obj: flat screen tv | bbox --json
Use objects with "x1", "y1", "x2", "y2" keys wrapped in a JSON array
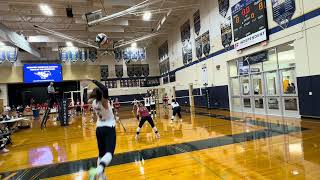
[{"x1": 23, "y1": 64, "x2": 63, "y2": 83}]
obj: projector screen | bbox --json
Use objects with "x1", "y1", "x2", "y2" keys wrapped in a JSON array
[{"x1": 23, "y1": 64, "x2": 63, "y2": 83}]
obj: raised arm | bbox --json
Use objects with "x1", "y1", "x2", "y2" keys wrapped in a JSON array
[{"x1": 91, "y1": 80, "x2": 109, "y2": 99}]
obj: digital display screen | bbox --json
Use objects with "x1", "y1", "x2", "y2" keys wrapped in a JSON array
[
  {"x1": 232, "y1": 0, "x2": 268, "y2": 50},
  {"x1": 23, "y1": 64, "x2": 63, "y2": 83}
]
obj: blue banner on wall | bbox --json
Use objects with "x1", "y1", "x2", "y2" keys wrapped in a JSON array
[
  {"x1": 193, "y1": 10, "x2": 201, "y2": 36},
  {"x1": 195, "y1": 36, "x2": 202, "y2": 59},
  {"x1": 59, "y1": 47, "x2": 95, "y2": 62},
  {"x1": 0, "y1": 45, "x2": 18, "y2": 64},
  {"x1": 220, "y1": 16, "x2": 233, "y2": 48},
  {"x1": 123, "y1": 47, "x2": 146, "y2": 63},
  {"x1": 23, "y1": 64, "x2": 63, "y2": 83},
  {"x1": 158, "y1": 41, "x2": 169, "y2": 62},
  {"x1": 219, "y1": 0, "x2": 229, "y2": 17},
  {"x1": 272, "y1": 0, "x2": 296, "y2": 28},
  {"x1": 202, "y1": 31, "x2": 210, "y2": 56}
]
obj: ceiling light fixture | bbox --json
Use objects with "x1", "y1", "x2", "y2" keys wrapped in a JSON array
[
  {"x1": 131, "y1": 42, "x2": 137, "y2": 48},
  {"x1": 66, "y1": 41, "x2": 73, "y2": 47},
  {"x1": 39, "y1": 4, "x2": 53, "y2": 16},
  {"x1": 143, "y1": 11, "x2": 152, "y2": 21}
]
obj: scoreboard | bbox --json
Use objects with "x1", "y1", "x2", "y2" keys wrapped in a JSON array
[{"x1": 232, "y1": 0, "x2": 268, "y2": 50}]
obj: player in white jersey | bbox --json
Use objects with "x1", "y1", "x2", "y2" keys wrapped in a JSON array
[
  {"x1": 144, "y1": 95, "x2": 151, "y2": 114},
  {"x1": 132, "y1": 99, "x2": 139, "y2": 118},
  {"x1": 171, "y1": 99, "x2": 182, "y2": 123},
  {"x1": 150, "y1": 95, "x2": 156, "y2": 117},
  {"x1": 87, "y1": 79, "x2": 116, "y2": 180}
]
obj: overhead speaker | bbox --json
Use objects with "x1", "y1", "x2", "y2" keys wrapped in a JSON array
[{"x1": 66, "y1": 7, "x2": 73, "y2": 18}]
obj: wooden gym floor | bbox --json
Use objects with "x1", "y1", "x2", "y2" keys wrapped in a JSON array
[{"x1": 0, "y1": 106, "x2": 320, "y2": 179}]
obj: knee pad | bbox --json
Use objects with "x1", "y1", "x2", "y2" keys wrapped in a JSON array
[{"x1": 100, "y1": 152, "x2": 112, "y2": 167}]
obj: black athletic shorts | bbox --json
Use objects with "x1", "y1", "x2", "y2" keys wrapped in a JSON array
[{"x1": 96, "y1": 126, "x2": 116, "y2": 158}]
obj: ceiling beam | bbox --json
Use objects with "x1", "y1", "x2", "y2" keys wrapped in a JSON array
[{"x1": 0, "y1": 23, "x2": 40, "y2": 57}]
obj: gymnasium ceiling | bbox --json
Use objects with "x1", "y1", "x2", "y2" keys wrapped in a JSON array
[{"x1": 0, "y1": 0, "x2": 200, "y2": 50}]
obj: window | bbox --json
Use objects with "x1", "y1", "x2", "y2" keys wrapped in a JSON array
[
  {"x1": 282, "y1": 69, "x2": 296, "y2": 94},
  {"x1": 243, "y1": 98, "x2": 251, "y2": 108},
  {"x1": 232, "y1": 98, "x2": 241, "y2": 110},
  {"x1": 230, "y1": 77, "x2": 240, "y2": 96},
  {"x1": 238, "y1": 59, "x2": 249, "y2": 75},
  {"x1": 241, "y1": 76, "x2": 250, "y2": 96},
  {"x1": 263, "y1": 49, "x2": 277, "y2": 71},
  {"x1": 268, "y1": 98, "x2": 279, "y2": 110},
  {"x1": 278, "y1": 44, "x2": 295, "y2": 69},
  {"x1": 265, "y1": 71, "x2": 278, "y2": 95},
  {"x1": 229, "y1": 60, "x2": 238, "y2": 77},
  {"x1": 255, "y1": 98, "x2": 264, "y2": 109},
  {"x1": 252, "y1": 74, "x2": 263, "y2": 95},
  {"x1": 284, "y1": 98, "x2": 298, "y2": 111}
]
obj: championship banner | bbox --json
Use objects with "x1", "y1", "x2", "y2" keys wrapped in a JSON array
[
  {"x1": 127, "y1": 65, "x2": 135, "y2": 77},
  {"x1": 115, "y1": 65, "x2": 123, "y2": 78},
  {"x1": 166, "y1": 60, "x2": 170, "y2": 73},
  {"x1": 182, "y1": 40, "x2": 192, "y2": 65},
  {"x1": 219, "y1": 0, "x2": 229, "y2": 17},
  {"x1": 79, "y1": 48, "x2": 87, "y2": 62},
  {"x1": 180, "y1": 20, "x2": 191, "y2": 42},
  {"x1": 159, "y1": 62, "x2": 164, "y2": 75},
  {"x1": 0, "y1": 48, "x2": 5, "y2": 64},
  {"x1": 202, "y1": 31, "x2": 210, "y2": 56},
  {"x1": 134, "y1": 64, "x2": 142, "y2": 76},
  {"x1": 180, "y1": 20, "x2": 192, "y2": 65},
  {"x1": 0, "y1": 45, "x2": 18, "y2": 63},
  {"x1": 220, "y1": 16, "x2": 233, "y2": 48},
  {"x1": 160, "y1": 59, "x2": 170, "y2": 75},
  {"x1": 193, "y1": 10, "x2": 201, "y2": 36},
  {"x1": 88, "y1": 48, "x2": 98, "y2": 62},
  {"x1": 59, "y1": 47, "x2": 95, "y2": 62},
  {"x1": 70, "y1": 48, "x2": 80, "y2": 63},
  {"x1": 232, "y1": 0, "x2": 268, "y2": 50},
  {"x1": 163, "y1": 76, "x2": 169, "y2": 84},
  {"x1": 272, "y1": 0, "x2": 296, "y2": 28},
  {"x1": 59, "y1": 47, "x2": 79, "y2": 63},
  {"x1": 195, "y1": 36, "x2": 202, "y2": 59},
  {"x1": 142, "y1": 64, "x2": 149, "y2": 77},
  {"x1": 160, "y1": 61, "x2": 165, "y2": 75},
  {"x1": 100, "y1": 65, "x2": 108, "y2": 81},
  {"x1": 123, "y1": 47, "x2": 146, "y2": 63},
  {"x1": 158, "y1": 41, "x2": 168, "y2": 62},
  {"x1": 169, "y1": 72, "x2": 176, "y2": 82},
  {"x1": 114, "y1": 48, "x2": 122, "y2": 62}
]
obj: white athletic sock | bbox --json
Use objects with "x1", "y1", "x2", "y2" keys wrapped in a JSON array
[
  {"x1": 96, "y1": 164, "x2": 104, "y2": 175},
  {"x1": 136, "y1": 127, "x2": 141, "y2": 133},
  {"x1": 97, "y1": 157, "x2": 101, "y2": 167},
  {"x1": 153, "y1": 127, "x2": 158, "y2": 133},
  {"x1": 96, "y1": 152, "x2": 112, "y2": 174}
]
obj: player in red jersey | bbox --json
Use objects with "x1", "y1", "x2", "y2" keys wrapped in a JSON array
[
  {"x1": 113, "y1": 98, "x2": 120, "y2": 120},
  {"x1": 135, "y1": 102, "x2": 160, "y2": 140},
  {"x1": 162, "y1": 93, "x2": 169, "y2": 109}
]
